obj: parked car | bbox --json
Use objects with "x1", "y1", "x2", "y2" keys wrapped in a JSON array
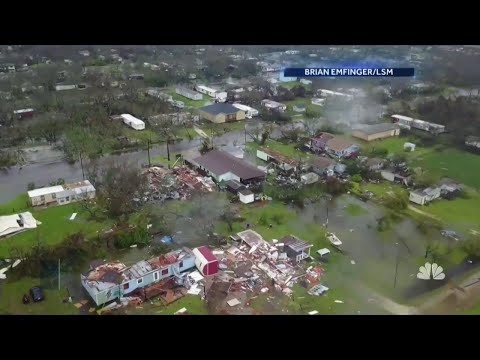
[
  {"x1": 29, "y1": 287, "x2": 45, "y2": 302},
  {"x1": 440, "y1": 230, "x2": 460, "y2": 241}
]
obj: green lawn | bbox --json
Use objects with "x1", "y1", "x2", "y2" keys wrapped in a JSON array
[
  {"x1": 344, "y1": 203, "x2": 368, "y2": 216},
  {"x1": 410, "y1": 148, "x2": 480, "y2": 190},
  {"x1": 0, "y1": 277, "x2": 78, "y2": 315},
  {"x1": 125, "y1": 295, "x2": 209, "y2": 315},
  {"x1": 0, "y1": 193, "x2": 30, "y2": 215},
  {"x1": 413, "y1": 189, "x2": 480, "y2": 232},
  {"x1": 0, "y1": 198, "x2": 112, "y2": 257}
]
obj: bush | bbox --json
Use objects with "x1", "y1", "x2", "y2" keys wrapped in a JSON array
[
  {"x1": 352, "y1": 174, "x2": 362, "y2": 183},
  {"x1": 271, "y1": 213, "x2": 285, "y2": 225},
  {"x1": 258, "y1": 213, "x2": 269, "y2": 226},
  {"x1": 27, "y1": 182, "x2": 36, "y2": 191}
]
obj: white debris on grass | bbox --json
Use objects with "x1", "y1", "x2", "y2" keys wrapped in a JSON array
[
  {"x1": 351, "y1": 260, "x2": 356, "y2": 265},
  {"x1": 174, "y1": 307, "x2": 187, "y2": 315},
  {"x1": 188, "y1": 270, "x2": 204, "y2": 283},
  {"x1": 130, "y1": 244, "x2": 138, "y2": 248},
  {"x1": 12, "y1": 259, "x2": 21, "y2": 268},
  {"x1": 227, "y1": 298, "x2": 241, "y2": 307},
  {"x1": 261, "y1": 287, "x2": 269, "y2": 293},
  {"x1": 69, "y1": 213, "x2": 77, "y2": 220},
  {"x1": 308, "y1": 310, "x2": 319, "y2": 315},
  {"x1": 334, "y1": 300, "x2": 344, "y2": 304},
  {"x1": 187, "y1": 285, "x2": 202, "y2": 295}
]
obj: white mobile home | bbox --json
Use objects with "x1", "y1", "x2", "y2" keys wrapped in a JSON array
[
  {"x1": 215, "y1": 91, "x2": 228, "y2": 103},
  {"x1": 196, "y1": 85, "x2": 218, "y2": 98},
  {"x1": 120, "y1": 114, "x2": 145, "y2": 130},
  {"x1": 232, "y1": 103, "x2": 259, "y2": 118},
  {"x1": 175, "y1": 86, "x2": 203, "y2": 100},
  {"x1": 28, "y1": 180, "x2": 96, "y2": 207}
]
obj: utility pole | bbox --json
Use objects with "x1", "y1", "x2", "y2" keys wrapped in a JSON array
[
  {"x1": 58, "y1": 259, "x2": 61, "y2": 290},
  {"x1": 244, "y1": 122, "x2": 247, "y2": 144},
  {"x1": 79, "y1": 151, "x2": 85, "y2": 180},
  {"x1": 147, "y1": 136, "x2": 151, "y2": 168},
  {"x1": 393, "y1": 245, "x2": 400, "y2": 288}
]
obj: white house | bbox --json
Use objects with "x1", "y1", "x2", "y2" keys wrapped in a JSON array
[
  {"x1": 318, "y1": 89, "x2": 353, "y2": 99},
  {"x1": 391, "y1": 115, "x2": 445, "y2": 134},
  {"x1": 120, "y1": 114, "x2": 145, "y2": 130},
  {"x1": 311, "y1": 98, "x2": 326, "y2": 106},
  {"x1": 232, "y1": 103, "x2": 259, "y2": 118},
  {"x1": 175, "y1": 86, "x2": 203, "y2": 100},
  {"x1": 28, "y1": 180, "x2": 96, "y2": 207},
  {"x1": 196, "y1": 85, "x2": 219, "y2": 98},
  {"x1": 409, "y1": 187, "x2": 441, "y2": 206},
  {"x1": 404, "y1": 142, "x2": 416, "y2": 152},
  {"x1": 238, "y1": 189, "x2": 255, "y2": 204},
  {"x1": 215, "y1": 91, "x2": 228, "y2": 103},
  {"x1": 0, "y1": 212, "x2": 38, "y2": 238},
  {"x1": 261, "y1": 99, "x2": 287, "y2": 112}
]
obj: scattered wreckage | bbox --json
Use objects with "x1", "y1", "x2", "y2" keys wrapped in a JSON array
[{"x1": 142, "y1": 166, "x2": 215, "y2": 203}]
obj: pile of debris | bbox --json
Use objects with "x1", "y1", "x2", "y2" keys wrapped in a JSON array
[
  {"x1": 143, "y1": 166, "x2": 215, "y2": 202},
  {"x1": 204, "y1": 230, "x2": 323, "y2": 314}
]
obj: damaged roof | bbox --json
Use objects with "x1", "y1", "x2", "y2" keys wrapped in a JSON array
[
  {"x1": 237, "y1": 229, "x2": 267, "y2": 248},
  {"x1": 260, "y1": 147, "x2": 298, "y2": 166},
  {"x1": 193, "y1": 150, "x2": 266, "y2": 180},
  {"x1": 282, "y1": 235, "x2": 313, "y2": 252}
]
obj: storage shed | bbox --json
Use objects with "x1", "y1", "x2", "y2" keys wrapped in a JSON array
[{"x1": 193, "y1": 246, "x2": 219, "y2": 276}]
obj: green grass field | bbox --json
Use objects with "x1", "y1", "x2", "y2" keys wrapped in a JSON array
[
  {"x1": 410, "y1": 148, "x2": 480, "y2": 189},
  {"x1": 0, "y1": 278, "x2": 78, "y2": 315},
  {"x1": 412, "y1": 189, "x2": 480, "y2": 232},
  {"x1": 0, "y1": 197, "x2": 112, "y2": 258},
  {"x1": 344, "y1": 203, "x2": 368, "y2": 216}
]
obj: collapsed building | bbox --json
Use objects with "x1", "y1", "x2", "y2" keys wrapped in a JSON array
[{"x1": 143, "y1": 166, "x2": 215, "y2": 202}]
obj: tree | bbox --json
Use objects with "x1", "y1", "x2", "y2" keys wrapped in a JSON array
[
  {"x1": 383, "y1": 190, "x2": 409, "y2": 211},
  {"x1": 461, "y1": 236, "x2": 480, "y2": 258},
  {"x1": 412, "y1": 171, "x2": 437, "y2": 188},
  {"x1": 97, "y1": 160, "x2": 148, "y2": 218},
  {"x1": 291, "y1": 85, "x2": 306, "y2": 98},
  {"x1": 221, "y1": 207, "x2": 237, "y2": 232}
]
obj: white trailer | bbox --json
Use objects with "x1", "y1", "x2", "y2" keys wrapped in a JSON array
[
  {"x1": 120, "y1": 114, "x2": 145, "y2": 130},
  {"x1": 232, "y1": 103, "x2": 259, "y2": 118},
  {"x1": 196, "y1": 85, "x2": 218, "y2": 98}
]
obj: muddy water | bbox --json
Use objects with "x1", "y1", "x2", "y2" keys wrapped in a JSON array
[{"x1": 294, "y1": 195, "x2": 437, "y2": 297}]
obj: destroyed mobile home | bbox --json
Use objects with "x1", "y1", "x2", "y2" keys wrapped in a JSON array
[
  {"x1": 142, "y1": 166, "x2": 215, "y2": 202},
  {"x1": 81, "y1": 247, "x2": 198, "y2": 306},
  {"x1": 81, "y1": 230, "x2": 328, "y2": 314},
  {"x1": 204, "y1": 230, "x2": 327, "y2": 314}
]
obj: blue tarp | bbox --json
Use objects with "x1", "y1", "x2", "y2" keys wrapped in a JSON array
[{"x1": 161, "y1": 236, "x2": 174, "y2": 244}]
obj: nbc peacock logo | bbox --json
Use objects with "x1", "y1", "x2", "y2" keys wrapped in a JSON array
[{"x1": 417, "y1": 262, "x2": 445, "y2": 281}]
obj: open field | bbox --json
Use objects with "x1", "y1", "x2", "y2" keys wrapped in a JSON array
[
  {"x1": 0, "y1": 277, "x2": 78, "y2": 315},
  {"x1": 410, "y1": 148, "x2": 480, "y2": 189},
  {"x1": 0, "y1": 197, "x2": 112, "y2": 257}
]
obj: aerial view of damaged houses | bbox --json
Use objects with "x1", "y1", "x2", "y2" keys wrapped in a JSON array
[{"x1": 1, "y1": 45, "x2": 480, "y2": 315}]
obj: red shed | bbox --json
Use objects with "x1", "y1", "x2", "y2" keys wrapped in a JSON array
[{"x1": 193, "y1": 246, "x2": 219, "y2": 276}]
